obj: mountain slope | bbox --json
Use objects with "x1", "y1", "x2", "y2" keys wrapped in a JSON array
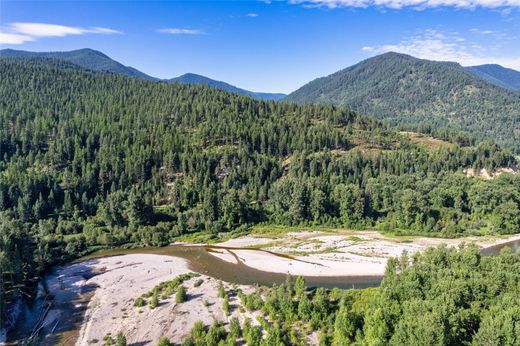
[
  {"x1": 0, "y1": 48, "x2": 156, "y2": 80},
  {"x1": 286, "y1": 52, "x2": 520, "y2": 152},
  {"x1": 466, "y1": 64, "x2": 520, "y2": 91},
  {"x1": 170, "y1": 73, "x2": 286, "y2": 100}
]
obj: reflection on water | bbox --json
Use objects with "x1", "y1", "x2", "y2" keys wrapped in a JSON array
[
  {"x1": 82, "y1": 245, "x2": 382, "y2": 289},
  {"x1": 481, "y1": 237, "x2": 520, "y2": 256}
]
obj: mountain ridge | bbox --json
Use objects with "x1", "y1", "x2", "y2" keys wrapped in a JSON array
[
  {"x1": 0, "y1": 48, "x2": 286, "y2": 101},
  {"x1": 0, "y1": 48, "x2": 157, "y2": 80}
]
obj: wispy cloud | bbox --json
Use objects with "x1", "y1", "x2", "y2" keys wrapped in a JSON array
[
  {"x1": 246, "y1": 13, "x2": 259, "y2": 17},
  {"x1": 469, "y1": 27, "x2": 513, "y2": 40},
  {"x1": 290, "y1": 0, "x2": 520, "y2": 10},
  {"x1": 0, "y1": 22, "x2": 121, "y2": 45},
  {"x1": 470, "y1": 28, "x2": 498, "y2": 35},
  {"x1": 362, "y1": 29, "x2": 520, "y2": 70},
  {"x1": 158, "y1": 28, "x2": 204, "y2": 35}
]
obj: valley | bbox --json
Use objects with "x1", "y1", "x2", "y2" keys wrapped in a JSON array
[{"x1": 1, "y1": 44, "x2": 519, "y2": 345}]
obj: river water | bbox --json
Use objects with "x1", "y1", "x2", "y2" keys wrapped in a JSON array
[
  {"x1": 481, "y1": 237, "x2": 520, "y2": 256},
  {"x1": 80, "y1": 236, "x2": 520, "y2": 289}
]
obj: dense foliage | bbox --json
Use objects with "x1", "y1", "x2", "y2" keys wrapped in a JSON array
[
  {"x1": 286, "y1": 52, "x2": 520, "y2": 152},
  {"x1": 184, "y1": 246, "x2": 519, "y2": 345},
  {"x1": 0, "y1": 57, "x2": 519, "y2": 323}
]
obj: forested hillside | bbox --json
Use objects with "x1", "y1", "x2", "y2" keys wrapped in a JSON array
[
  {"x1": 171, "y1": 73, "x2": 286, "y2": 100},
  {"x1": 0, "y1": 57, "x2": 519, "y2": 323},
  {"x1": 286, "y1": 52, "x2": 520, "y2": 152},
  {"x1": 467, "y1": 64, "x2": 520, "y2": 91}
]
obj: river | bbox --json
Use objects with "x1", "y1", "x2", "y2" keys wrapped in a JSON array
[
  {"x1": 81, "y1": 244, "x2": 383, "y2": 289},
  {"x1": 5, "y1": 237, "x2": 520, "y2": 345}
]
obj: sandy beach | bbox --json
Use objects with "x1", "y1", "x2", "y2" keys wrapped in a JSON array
[{"x1": 207, "y1": 230, "x2": 520, "y2": 277}]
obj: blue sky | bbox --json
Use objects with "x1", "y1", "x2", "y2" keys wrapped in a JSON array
[{"x1": 1, "y1": 1, "x2": 519, "y2": 93}]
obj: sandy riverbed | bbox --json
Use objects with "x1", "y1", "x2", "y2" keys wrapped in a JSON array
[
  {"x1": 36, "y1": 254, "x2": 258, "y2": 346},
  {"x1": 207, "y1": 231, "x2": 520, "y2": 277}
]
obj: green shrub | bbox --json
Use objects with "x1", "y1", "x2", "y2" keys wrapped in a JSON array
[
  {"x1": 205, "y1": 322, "x2": 227, "y2": 346},
  {"x1": 246, "y1": 326, "x2": 262, "y2": 346},
  {"x1": 150, "y1": 289, "x2": 159, "y2": 309},
  {"x1": 229, "y1": 317, "x2": 241, "y2": 338},
  {"x1": 115, "y1": 331, "x2": 127, "y2": 346},
  {"x1": 223, "y1": 296, "x2": 230, "y2": 316},
  {"x1": 218, "y1": 281, "x2": 226, "y2": 299},
  {"x1": 134, "y1": 296, "x2": 145, "y2": 307},
  {"x1": 176, "y1": 285, "x2": 187, "y2": 303},
  {"x1": 157, "y1": 336, "x2": 171, "y2": 346}
]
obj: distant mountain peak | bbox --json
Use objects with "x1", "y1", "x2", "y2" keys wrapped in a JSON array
[
  {"x1": 0, "y1": 48, "x2": 156, "y2": 80},
  {"x1": 466, "y1": 64, "x2": 520, "y2": 91},
  {"x1": 70, "y1": 48, "x2": 111, "y2": 57},
  {"x1": 170, "y1": 73, "x2": 286, "y2": 101},
  {"x1": 374, "y1": 51, "x2": 414, "y2": 58}
]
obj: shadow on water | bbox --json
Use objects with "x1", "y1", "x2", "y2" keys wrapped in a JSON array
[{"x1": 6, "y1": 260, "x2": 102, "y2": 346}]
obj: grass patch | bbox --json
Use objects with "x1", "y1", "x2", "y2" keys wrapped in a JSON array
[
  {"x1": 135, "y1": 272, "x2": 198, "y2": 308},
  {"x1": 249, "y1": 224, "x2": 347, "y2": 238},
  {"x1": 288, "y1": 246, "x2": 344, "y2": 257},
  {"x1": 349, "y1": 251, "x2": 382, "y2": 258}
]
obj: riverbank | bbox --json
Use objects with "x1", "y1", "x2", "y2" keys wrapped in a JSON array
[
  {"x1": 6, "y1": 230, "x2": 520, "y2": 345},
  {"x1": 206, "y1": 230, "x2": 520, "y2": 277}
]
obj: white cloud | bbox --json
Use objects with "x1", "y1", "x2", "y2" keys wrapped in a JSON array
[
  {"x1": 290, "y1": 0, "x2": 520, "y2": 9},
  {"x1": 0, "y1": 32, "x2": 34, "y2": 45},
  {"x1": 158, "y1": 28, "x2": 204, "y2": 35},
  {"x1": 362, "y1": 29, "x2": 520, "y2": 70},
  {"x1": 246, "y1": 13, "x2": 260, "y2": 17},
  {"x1": 0, "y1": 22, "x2": 121, "y2": 45},
  {"x1": 469, "y1": 28, "x2": 513, "y2": 40}
]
